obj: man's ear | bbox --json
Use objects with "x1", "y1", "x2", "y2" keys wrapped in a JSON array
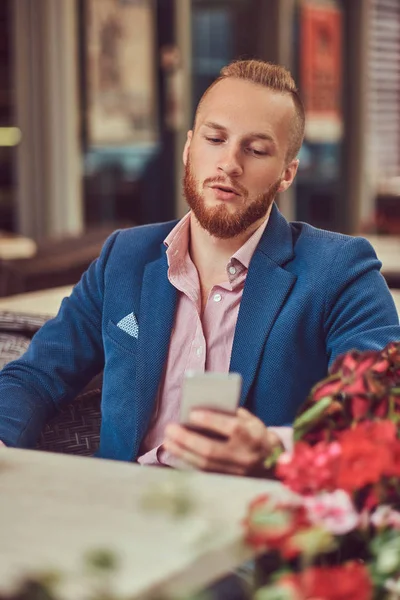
[
  {"x1": 278, "y1": 159, "x2": 299, "y2": 193},
  {"x1": 183, "y1": 130, "x2": 193, "y2": 166}
]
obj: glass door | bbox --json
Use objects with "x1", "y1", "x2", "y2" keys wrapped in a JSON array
[
  {"x1": 78, "y1": 0, "x2": 177, "y2": 229},
  {"x1": 191, "y1": 0, "x2": 266, "y2": 114},
  {"x1": 0, "y1": 0, "x2": 17, "y2": 232}
]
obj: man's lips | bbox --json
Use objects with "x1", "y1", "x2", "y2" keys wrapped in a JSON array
[
  {"x1": 209, "y1": 184, "x2": 241, "y2": 196},
  {"x1": 209, "y1": 187, "x2": 241, "y2": 202}
]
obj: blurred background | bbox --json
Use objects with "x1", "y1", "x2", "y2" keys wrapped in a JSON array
[{"x1": 0, "y1": 0, "x2": 399, "y2": 296}]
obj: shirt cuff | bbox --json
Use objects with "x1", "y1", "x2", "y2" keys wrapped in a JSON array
[
  {"x1": 136, "y1": 445, "x2": 163, "y2": 466},
  {"x1": 268, "y1": 426, "x2": 293, "y2": 454},
  {"x1": 137, "y1": 444, "x2": 178, "y2": 467}
]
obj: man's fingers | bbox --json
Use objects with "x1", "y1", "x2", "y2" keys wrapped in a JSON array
[
  {"x1": 237, "y1": 407, "x2": 252, "y2": 420},
  {"x1": 189, "y1": 410, "x2": 239, "y2": 438},
  {"x1": 165, "y1": 423, "x2": 228, "y2": 461},
  {"x1": 165, "y1": 422, "x2": 250, "y2": 467},
  {"x1": 163, "y1": 439, "x2": 207, "y2": 469},
  {"x1": 163, "y1": 438, "x2": 246, "y2": 475},
  {"x1": 164, "y1": 411, "x2": 276, "y2": 475},
  {"x1": 165, "y1": 422, "x2": 259, "y2": 471},
  {"x1": 188, "y1": 408, "x2": 263, "y2": 451}
]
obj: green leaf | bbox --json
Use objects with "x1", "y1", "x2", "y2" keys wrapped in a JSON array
[
  {"x1": 251, "y1": 510, "x2": 291, "y2": 530},
  {"x1": 84, "y1": 549, "x2": 118, "y2": 572},
  {"x1": 264, "y1": 445, "x2": 284, "y2": 469},
  {"x1": 293, "y1": 396, "x2": 332, "y2": 431},
  {"x1": 290, "y1": 527, "x2": 337, "y2": 559},
  {"x1": 254, "y1": 583, "x2": 296, "y2": 600}
]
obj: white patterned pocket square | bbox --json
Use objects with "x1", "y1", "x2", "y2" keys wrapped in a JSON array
[{"x1": 117, "y1": 312, "x2": 139, "y2": 338}]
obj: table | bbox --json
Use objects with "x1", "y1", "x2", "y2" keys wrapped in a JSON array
[
  {"x1": 0, "y1": 448, "x2": 287, "y2": 598},
  {"x1": 363, "y1": 234, "x2": 400, "y2": 287},
  {"x1": 391, "y1": 289, "x2": 400, "y2": 316},
  {"x1": 0, "y1": 232, "x2": 36, "y2": 260},
  {"x1": 363, "y1": 234, "x2": 400, "y2": 276},
  {"x1": 0, "y1": 285, "x2": 73, "y2": 316}
]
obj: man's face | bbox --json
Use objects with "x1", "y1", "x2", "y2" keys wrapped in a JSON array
[{"x1": 183, "y1": 77, "x2": 299, "y2": 238}]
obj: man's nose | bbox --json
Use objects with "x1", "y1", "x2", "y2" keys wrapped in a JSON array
[{"x1": 217, "y1": 146, "x2": 243, "y2": 177}]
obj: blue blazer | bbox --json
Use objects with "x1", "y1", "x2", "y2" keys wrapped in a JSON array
[{"x1": 0, "y1": 205, "x2": 399, "y2": 460}]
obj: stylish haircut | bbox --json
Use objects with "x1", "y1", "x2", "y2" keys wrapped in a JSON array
[{"x1": 195, "y1": 59, "x2": 305, "y2": 163}]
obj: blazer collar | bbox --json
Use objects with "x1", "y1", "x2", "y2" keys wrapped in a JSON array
[
  {"x1": 131, "y1": 249, "x2": 177, "y2": 456},
  {"x1": 230, "y1": 204, "x2": 297, "y2": 405},
  {"x1": 256, "y1": 202, "x2": 295, "y2": 267}
]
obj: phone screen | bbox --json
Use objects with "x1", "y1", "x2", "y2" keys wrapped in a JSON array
[{"x1": 180, "y1": 372, "x2": 242, "y2": 440}]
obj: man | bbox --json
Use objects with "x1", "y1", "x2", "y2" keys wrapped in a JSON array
[{"x1": 0, "y1": 60, "x2": 399, "y2": 475}]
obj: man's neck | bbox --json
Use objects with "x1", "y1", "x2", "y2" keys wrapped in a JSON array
[{"x1": 188, "y1": 212, "x2": 267, "y2": 280}]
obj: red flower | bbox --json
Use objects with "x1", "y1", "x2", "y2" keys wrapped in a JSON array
[
  {"x1": 372, "y1": 396, "x2": 389, "y2": 418},
  {"x1": 329, "y1": 422, "x2": 400, "y2": 506},
  {"x1": 244, "y1": 494, "x2": 310, "y2": 555},
  {"x1": 294, "y1": 342, "x2": 400, "y2": 445},
  {"x1": 350, "y1": 396, "x2": 370, "y2": 420},
  {"x1": 276, "y1": 442, "x2": 341, "y2": 495},
  {"x1": 280, "y1": 562, "x2": 372, "y2": 600},
  {"x1": 313, "y1": 376, "x2": 344, "y2": 401},
  {"x1": 384, "y1": 439, "x2": 400, "y2": 478},
  {"x1": 337, "y1": 437, "x2": 391, "y2": 493},
  {"x1": 338, "y1": 420, "x2": 397, "y2": 444},
  {"x1": 330, "y1": 351, "x2": 389, "y2": 380}
]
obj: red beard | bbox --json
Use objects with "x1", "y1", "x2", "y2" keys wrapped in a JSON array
[{"x1": 183, "y1": 158, "x2": 281, "y2": 239}]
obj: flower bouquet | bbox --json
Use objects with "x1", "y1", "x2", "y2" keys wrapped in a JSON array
[{"x1": 244, "y1": 341, "x2": 400, "y2": 599}]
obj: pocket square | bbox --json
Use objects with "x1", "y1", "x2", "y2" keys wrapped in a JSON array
[{"x1": 117, "y1": 312, "x2": 139, "y2": 338}]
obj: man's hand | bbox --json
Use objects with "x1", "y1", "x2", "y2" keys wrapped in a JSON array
[{"x1": 163, "y1": 407, "x2": 282, "y2": 476}]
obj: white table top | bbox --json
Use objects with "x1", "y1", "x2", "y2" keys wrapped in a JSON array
[
  {"x1": 363, "y1": 234, "x2": 400, "y2": 275},
  {"x1": 0, "y1": 233, "x2": 36, "y2": 260},
  {"x1": 391, "y1": 289, "x2": 400, "y2": 315},
  {"x1": 0, "y1": 448, "x2": 287, "y2": 598},
  {"x1": 0, "y1": 285, "x2": 73, "y2": 317}
]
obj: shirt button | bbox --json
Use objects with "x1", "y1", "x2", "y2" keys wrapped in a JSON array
[
  {"x1": 196, "y1": 347, "x2": 203, "y2": 356},
  {"x1": 228, "y1": 266, "x2": 236, "y2": 275},
  {"x1": 213, "y1": 293, "x2": 222, "y2": 302}
]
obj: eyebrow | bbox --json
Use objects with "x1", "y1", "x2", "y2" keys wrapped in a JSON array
[{"x1": 202, "y1": 121, "x2": 277, "y2": 146}]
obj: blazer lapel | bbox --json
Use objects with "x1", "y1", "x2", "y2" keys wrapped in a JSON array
[
  {"x1": 132, "y1": 249, "x2": 177, "y2": 453},
  {"x1": 230, "y1": 205, "x2": 297, "y2": 405}
]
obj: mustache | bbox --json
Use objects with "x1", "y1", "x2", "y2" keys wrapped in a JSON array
[{"x1": 203, "y1": 176, "x2": 248, "y2": 198}]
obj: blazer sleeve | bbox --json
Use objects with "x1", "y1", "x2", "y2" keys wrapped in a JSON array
[
  {"x1": 323, "y1": 236, "x2": 400, "y2": 366},
  {"x1": 0, "y1": 231, "x2": 119, "y2": 448}
]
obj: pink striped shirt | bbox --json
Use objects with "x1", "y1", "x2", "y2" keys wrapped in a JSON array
[{"x1": 137, "y1": 212, "x2": 292, "y2": 466}]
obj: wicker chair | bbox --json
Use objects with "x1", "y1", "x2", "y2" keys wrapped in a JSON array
[
  {"x1": 0, "y1": 311, "x2": 102, "y2": 456},
  {"x1": 36, "y1": 389, "x2": 101, "y2": 456}
]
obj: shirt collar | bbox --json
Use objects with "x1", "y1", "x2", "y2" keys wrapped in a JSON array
[
  {"x1": 164, "y1": 209, "x2": 270, "y2": 270},
  {"x1": 231, "y1": 217, "x2": 269, "y2": 269},
  {"x1": 164, "y1": 211, "x2": 191, "y2": 267}
]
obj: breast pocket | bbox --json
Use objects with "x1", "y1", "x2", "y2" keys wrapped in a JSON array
[{"x1": 105, "y1": 319, "x2": 138, "y2": 355}]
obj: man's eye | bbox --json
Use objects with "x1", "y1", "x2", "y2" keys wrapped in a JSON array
[
  {"x1": 248, "y1": 148, "x2": 267, "y2": 156},
  {"x1": 206, "y1": 137, "x2": 224, "y2": 144}
]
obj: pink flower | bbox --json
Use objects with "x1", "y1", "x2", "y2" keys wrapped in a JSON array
[
  {"x1": 371, "y1": 505, "x2": 400, "y2": 530},
  {"x1": 304, "y1": 490, "x2": 359, "y2": 535}
]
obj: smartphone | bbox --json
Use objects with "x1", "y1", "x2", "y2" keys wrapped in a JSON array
[{"x1": 180, "y1": 371, "x2": 242, "y2": 440}]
